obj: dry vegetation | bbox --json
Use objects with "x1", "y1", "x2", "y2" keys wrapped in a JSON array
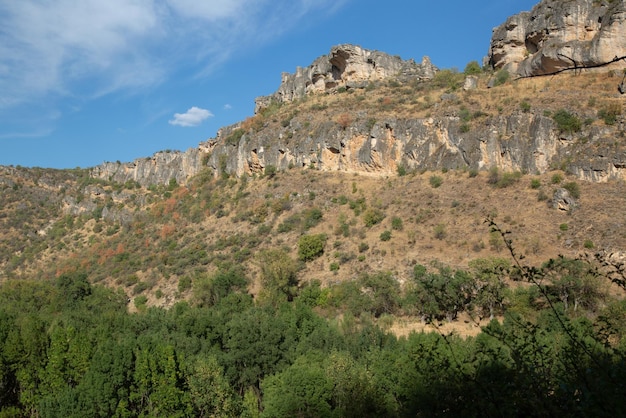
[{"x1": 1, "y1": 69, "x2": 625, "y2": 330}]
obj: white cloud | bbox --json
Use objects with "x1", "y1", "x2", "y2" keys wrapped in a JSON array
[
  {"x1": 169, "y1": 107, "x2": 213, "y2": 127},
  {"x1": 0, "y1": 0, "x2": 349, "y2": 114},
  {"x1": 223, "y1": 104, "x2": 233, "y2": 110}
]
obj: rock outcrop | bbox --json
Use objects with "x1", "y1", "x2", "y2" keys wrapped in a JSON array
[
  {"x1": 90, "y1": 142, "x2": 216, "y2": 187},
  {"x1": 205, "y1": 112, "x2": 626, "y2": 183},
  {"x1": 489, "y1": 0, "x2": 626, "y2": 76},
  {"x1": 255, "y1": 44, "x2": 438, "y2": 113}
]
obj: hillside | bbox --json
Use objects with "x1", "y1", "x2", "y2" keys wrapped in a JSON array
[{"x1": 2, "y1": 0, "x2": 626, "y2": 415}]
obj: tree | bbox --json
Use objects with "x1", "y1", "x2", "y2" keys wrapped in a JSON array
[
  {"x1": 258, "y1": 249, "x2": 299, "y2": 302},
  {"x1": 187, "y1": 355, "x2": 239, "y2": 417},
  {"x1": 469, "y1": 258, "x2": 510, "y2": 320},
  {"x1": 358, "y1": 271, "x2": 401, "y2": 317},
  {"x1": 543, "y1": 256, "x2": 605, "y2": 311},
  {"x1": 412, "y1": 265, "x2": 475, "y2": 321},
  {"x1": 261, "y1": 356, "x2": 333, "y2": 417},
  {"x1": 298, "y1": 234, "x2": 327, "y2": 262}
]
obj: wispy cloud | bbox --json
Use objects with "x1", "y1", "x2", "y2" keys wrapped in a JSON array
[
  {"x1": 0, "y1": 0, "x2": 348, "y2": 114},
  {"x1": 169, "y1": 107, "x2": 213, "y2": 127}
]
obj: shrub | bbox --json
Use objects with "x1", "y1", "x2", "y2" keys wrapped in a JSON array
[
  {"x1": 380, "y1": 230, "x2": 392, "y2": 241},
  {"x1": 551, "y1": 173, "x2": 563, "y2": 184},
  {"x1": 298, "y1": 234, "x2": 327, "y2": 261},
  {"x1": 397, "y1": 164, "x2": 407, "y2": 176},
  {"x1": 363, "y1": 208, "x2": 385, "y2": 227},
  {"x1": 530, "y1": 178, "x2": 541, "y2": 189},
  {"x1": 330, "y1": 262, "x2": 340, "y2": 272},
  {"x1": 520, "y1": 101, "x2": 531, "y2": 113},
  {"x1": 358, "y1": 242, "x2": 369, "y2": 253},
  {"x1": 302, "y1": 207, "x2": 323, "y2": 230},
  {"x1": 563, "y1": 181, "x2": 580, "y2": 199},
  {"x1": 178, "y1": 276, "x2": 192, "y2": 293},
  {"x1": 134, "y1": 295, "x2": 148, "y2": 310},
  {"x1": 225, "y1": 128, "x2": 245, "y2": 146},
  {"x1": 434, "y1": 224, "x2": 446, "y2": 240},
  {"x1": 584, "y1": 240, "x2": 594, "y2": 249},
  {"x1": 264, "y1": 165, "x2": 277, "y2": 179},
  {"x1": 552, "y1": 109, "x2": 582, "y2": 134},
  {"x1": 432, "y1": 68, "x2": 464, "y2": 91},
  {"x1": 495, "y1": 171, "x2": 522, "y2": 188},
  {"x1": 391, "y1": 217, "x2": 403, "y2": 231},
  {"x1": 468, "y1": 168, "x2": 479, "y2": 178},
  {"x1": 337, "y1": 113, "x2": 353, "y2": 129},
  {"x1": 429, "y1": 175, "x2": 443, "y2": 188},
  {"x1": 487, "y1": 167, "x2": 500, "y2": 185},
  {"x1": 493, "y1": 69, "x2": 510, "y2": 86},
  {"x1": 598, "y1": 103, "x2": 621, "y2": 125},
  {"x1": 559, "y1": 223, "x2": 569, "y2": 231},
  {"x1": 463, "y1": 60, "x2": 482, "y2": 75}
]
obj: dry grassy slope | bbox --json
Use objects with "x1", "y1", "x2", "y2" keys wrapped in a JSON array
[
  {"x1": 255, "y1": 70, "x2": 623, "y2": 137},
  {"x1": 30, "y1": 167, "x2": 624, "y2": 308},
  {"x1": 1, "y1": 71, "x2": 625, "y2": 323}
]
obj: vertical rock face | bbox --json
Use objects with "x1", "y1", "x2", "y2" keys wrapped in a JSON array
[
  {"x1": 90, "y1": 142, "x2": 216, "y2": 187},
  {"x1": 203, "y1": 111, "x2": 626, "y2": 183},
  {"x1": 254, "y1": 44, "x2": 438, "y2": 112},
  {"x1": 489, "y1": 0, "x2": 626, "y2": 76}
]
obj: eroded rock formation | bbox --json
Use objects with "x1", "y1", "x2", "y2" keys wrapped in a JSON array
[
  {"x1": 489, "y1": 0, "x2": 626, "y2": 76},
  {"x1": 254, "y1": 44, "x2": 438, "y2": 113},
  {"x1": 204, "y1": 113, "x2": 626, "y2": 183}
]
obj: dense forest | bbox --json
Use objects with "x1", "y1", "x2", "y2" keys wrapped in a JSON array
[{"x1": 1, "y1": 231, "x2": 625, "y2": 417}]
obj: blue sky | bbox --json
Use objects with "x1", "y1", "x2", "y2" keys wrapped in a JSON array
[{"x1": 0, "y1": 0, "x2": 539, "y2": 169}]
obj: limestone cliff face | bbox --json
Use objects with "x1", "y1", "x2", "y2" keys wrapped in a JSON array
[
  {"x1": 84, "y1": 40, "x2": 625, "y2": 189},
  {"x1": 205, "y1": 112, "x2": 626, "y2": 183},
  {"x1": 255, "y1": 44, "x2": 438, "y2": 113},
  {"x1": 489, "y1": 0, "x2": 626, "y2": 76},
  {"x1": 90, "y1": 142, "x2": 216, "y2": 187}
]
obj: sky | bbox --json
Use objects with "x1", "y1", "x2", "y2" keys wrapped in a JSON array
[{"x1": 0, "y1": 0, "x2": 539, "y2": 169}]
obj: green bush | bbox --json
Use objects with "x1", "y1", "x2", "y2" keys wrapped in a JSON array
[
  {"x1": 380, "y1": 230, "x2": 392, "y2": 241},
  {"x1": 432, "y1": 68, "x2": 464, "y2": 91},
  {"x1": 463, "y1": 61, "x2": 482, "y2": 75},
  {"x1": 429, "y1": 175, "x2": 443, "y2": 188},
  {"x1": 363, "y1": 208, "x2": 385, "y2": 227},
  {"x1": 178, "y1": 276, "x2": 192, "y2": 292},
  {"x1": 530, "y1": 178, "x2": 541, "y2": 189},
  {"x1": 298, "y1": 234, "x2": 327, "y2": 261},
  {"x1": 133, "y1": 295, "x2": 148, "y2": 309},
  {"x1": 552, "y1": 109, "x2": 582, "y2": 134},
  {"x1": 551, "y1": 173, "x2": 563, "y2": 184},
  {"x1": 391, "y1": 217, "x2": 403, "y2": 231}
]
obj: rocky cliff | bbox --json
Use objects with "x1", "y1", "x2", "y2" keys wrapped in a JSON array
[
  {"x1": 90, "y1": 142, "x2": 216, "y2": 187},
  {"x1": 204, "y1": 111, "x2": 625, "y2": 183},
  {"x1": 489, "y1": 0, "x2": 626, "y2": 76},
  {"x1": 254, "y1": 44, "x2": 438, "y2": 113},
  {"x1": 85, "y1": 0, "x2": 626, "y2": 189}
]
